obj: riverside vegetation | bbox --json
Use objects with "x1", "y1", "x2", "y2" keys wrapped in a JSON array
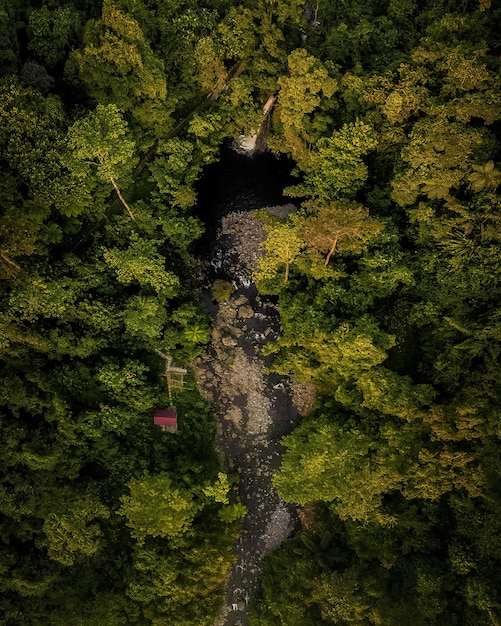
[{"x1": 0, "y1": 0, "x2": 500, "y2": 624}]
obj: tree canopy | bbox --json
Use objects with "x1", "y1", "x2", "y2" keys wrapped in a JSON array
[{"x1": 1, "y1": 0, "x2": 501, "y2": 624}]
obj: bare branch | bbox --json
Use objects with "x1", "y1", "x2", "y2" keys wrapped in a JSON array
[
  {"x1": 1, "y1": 252, "x2": 21, "y2": 272},
  {"x1": 110, "y1": 176, "x2": 135, "y2": 220}
]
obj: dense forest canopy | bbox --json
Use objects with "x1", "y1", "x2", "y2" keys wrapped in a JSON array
[{"x1": 0, "y1": 0, "x2": 500, "y2": 624}]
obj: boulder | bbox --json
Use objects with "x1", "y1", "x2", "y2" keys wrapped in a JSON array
[
  {"x1": 233, "y1": 294, "x2": 248, "y2": 306},
  {"x1": 238, "y1": 305, "x2": 254, "y2": 319}
]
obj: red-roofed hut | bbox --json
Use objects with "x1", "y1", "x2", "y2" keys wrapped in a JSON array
[{"x1": 154, "y1": 408, "x2": 178, "y2": 433}]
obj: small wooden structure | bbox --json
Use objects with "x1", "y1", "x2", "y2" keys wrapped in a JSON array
[
  {"x1": 154, "y1": 408, "x2": 178, "y2": 433},
  {"x1": 153, "y1": 350, "x2": 187, "y2": 433},
  {"x1": 155, "y1": 350, "x2": 187, "y2": 403}
]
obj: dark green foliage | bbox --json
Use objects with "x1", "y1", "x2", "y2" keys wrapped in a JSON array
[
  {"x1": 0, "y1": 3, "x2": 241, "y2": 621},
  {"x1": 1, "y1": 0, "x2": 501, "y2": 623},
  {"x1": 28, "y1": 5, "x2": 82, "y2": 68},
  {"x1": 251, "y1": 1, "x2": 501, "y2": 624}
]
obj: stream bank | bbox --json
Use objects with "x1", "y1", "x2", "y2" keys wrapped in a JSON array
[{"x1": 193, "y1": 208, "x2": 315, "y2": 626}]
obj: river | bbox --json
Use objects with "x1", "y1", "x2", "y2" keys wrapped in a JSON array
[{"x1": 192, "y1": 143, "x2": 310, "y2": 625}]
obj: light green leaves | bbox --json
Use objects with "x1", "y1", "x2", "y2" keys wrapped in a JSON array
[
  {"x1": 184, "y1": 325, "x2": 210, "y2": 344},
  {"x1": 255, "y1": 222, "x2": 303, "y2": 284},
  {"x1": 42, "y1": 491, "x2": 109, "y2": 566},
  {"x1": 202, "y1": 472, "x2": 231, "y2": 504},
  {"x1": 468, "y1": 161, "x2": 501, "y2": 192},
  {"x1": 66, "y1": 104, "x2": 137, "y2": 183},
  {"x1": 124, "y1": 296, "x2": 167, "y2": 342},
  {"x1": 288, "y1": 120, "x2": 378, "y2": 201},
  {"x1": 278, "y1": 49, "x2": 338, "y2": 132},
  {"x1": 103, "y1": 236, "x2": 179, "y2": 297},
  {"x1": 255, "y1": 202, "x2": 383, "y2": 289},
  {"x1": 119, "y1": 473, "x2": 199, "y2": 546},
  {"x1": 274, "y1": 419, "x2": 401, "y2": 522},
  {"x1": 69, "y1": 0, "x2": 170, "y2": 133},
  {"x1": 273, "y1": 49, "x2": 338, "y2": 167},
  {"x1": 392, "y1": 116, "x2": 485, "y2": 207},
  {"x1": 148, "y1": 139, "x2": 201, "y2": 209}
]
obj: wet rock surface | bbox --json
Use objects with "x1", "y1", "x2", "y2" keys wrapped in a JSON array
[{"x1": 193, "y1": 209, "x2": 306, "y2": 626}]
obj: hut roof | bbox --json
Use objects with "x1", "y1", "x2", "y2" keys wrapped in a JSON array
[{"x1": 154, "y1": 408, "x2": 177, "y2": 432}]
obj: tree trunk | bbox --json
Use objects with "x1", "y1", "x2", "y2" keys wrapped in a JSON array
[
  {"x1": 325, "y1": 236, "x2": 338, "y2": 265},
  {"x1": 284, "y1": 258, "x2": 289, "y2": 283},
  {"x1": 110, "y1": 177, "x2": 135, "y2": 220}
]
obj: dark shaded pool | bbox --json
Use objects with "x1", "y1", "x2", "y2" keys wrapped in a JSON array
[{"x1": 194, "y1": 139, "x2": 298, "y2": 234}]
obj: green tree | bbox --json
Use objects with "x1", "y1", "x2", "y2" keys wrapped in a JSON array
[
  {"x1": 0, "y1": 1, "x2": 19, "y2": 77},
  {"x1": 274, "y1": 417, "x2": 401, "y2": 523},
  {"x1": 66, "y1": 103, "x2": 137, "y2": 219},
  {"x1": 311, "y1": 567, "x2": 373, "y2": 624},
  {"x1": 392, "y1": 114, "x2": 486, "y2": 208},
  {"x1": 102, "y1": 235, "x2": 179, "y2": 297},
  {"x1": 299, "y1": 201, "x2": 384, "y2": 265},
  {"x1": 148, "y1": 138, "x2": 202, "y2": 209},
  {"x1": 41, "y1": 490, "x2": 109, "y2": 566},
  {"x1": 356, "y1": 366, "x2": 435, "y2": 422},
  {"x1": 96, "y1": 358, "x2": 157, "y2": 412},
  {"x1": 288, "y1": 120, "x2": 379, "y2": 201},
  {"x1": 69, "y1": 0, "x2": 170, "y2": 136},
  {"x1": 255, "y1": 221, "x2": 303, "y2": 284},
  {"x1": 0, "y1": 78, "x2": 79, "y2": 230},
  {"x1": 119, "y1": 473, "x2": 200, "y2": 545},
  {"x1": 468, "y1": 161, "x2": 501, "y2": 193},
  {"x1": 0, "y1": 206, "x2": 37, "y2": 278},
  {"x1": 28, "y1": 5, "x2": 81, "y2": 67},
  {"x1": 271, "y1": 48, "x2": 338, "y2": 167}
]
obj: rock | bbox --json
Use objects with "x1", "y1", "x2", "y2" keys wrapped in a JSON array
[
  {"x1": 212, "y1": 328, "x2": 222, "y2": 343},
  {"x1": 222, "y1": 336, "x2": 238, "y2": 347},
  {"x1": 233, "y1": 294, "x2": 248, "y2": 306},
  {"x1": 264, "y1": 203, "x2": 298, "y2": 220},
  {"x1": 238, "y1": 305, "x2": 254, "y2": 319},
  {"x1": 219, "y1": 305, "x2": 236, "y2": 321}
]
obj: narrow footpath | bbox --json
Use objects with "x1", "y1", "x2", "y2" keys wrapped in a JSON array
[{"x1": 193, "y1": 209, "x2": 314, "y2": 626}]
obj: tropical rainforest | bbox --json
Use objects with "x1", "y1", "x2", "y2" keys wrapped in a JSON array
[{"x1": 0, "y1": 0, "x2": 500, "y2": 624}]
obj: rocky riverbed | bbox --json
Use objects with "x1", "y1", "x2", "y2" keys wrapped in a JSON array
[{"x1": 193, "y1": 208, "x2": 315, "y2": 626}]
